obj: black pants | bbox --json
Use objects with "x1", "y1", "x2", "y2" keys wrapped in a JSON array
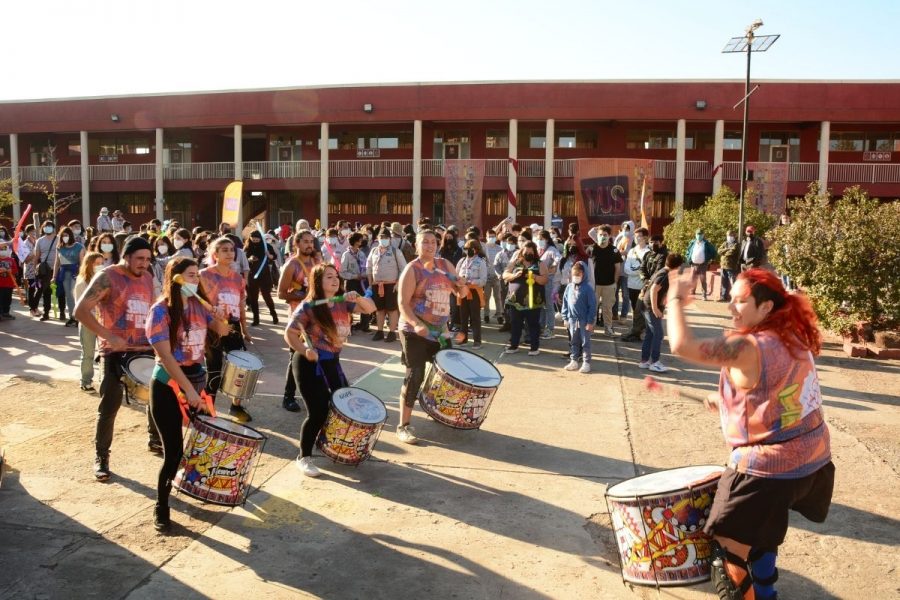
[
  {"x1": 205, "y1": 324, "x2": 245, "y2": 402},
  {"x1": 509, "y1": 307, "x2": 542, "y2": 351},
  {"x1": 345, "y1": 279, "x2": 371, "y2": 329},
  {"x1": 458, "y1": 294, "x2": 482, "y2": 343},
  {"x1": 0, "y1": 288, "x2": 11, "y2": 315},
  {"x1": 284, "y1": 349, "x2": 298, "y2": 400},
  {"x1": 399, "y1": 330, "x2": 442, "y2": 409},
  {"x1": 247, "y1": 277, "x2": 276, "y2": 324},
  {"x1": 149, "y1": 365, "x2": 206, "y2": 509},
  {"x1": 292, "y1": 353, "x2": 345, "y2": 457},
  {"x1": 37, "y1": 271, "x2": 52, "y2": 317},
  {"x1": 96, "y1": 351, "x2": 158, "y2": 458},
  {"x1": 26, "y1": 278, "x2": 39, "y2": 311},
  {"x1": 627, "y1": 295, "x2": 647, "y2": 337}
]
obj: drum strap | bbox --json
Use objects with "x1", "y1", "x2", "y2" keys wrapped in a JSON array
[
  {"x1": 313, "y1": 352, "x2": 348, "y2": 394},
  {"x1": 710, "y1": 541, "x2": 755, "y2": 600}
]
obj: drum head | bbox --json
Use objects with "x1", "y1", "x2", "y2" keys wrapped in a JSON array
[
  {"x1": 125, "y1": 356, "x2": 155, "y2": 385},
  {"x1": 606, "y1": 465, "x2": 724, "y2": 499},
  {"x1": 226, "y1": 350, "x2": 264, "y2": 370},
  {"x1": 331, "y1": 387, "x2": 387, "y2": 425},
  {"x1": 196, "y1": 415, "x2": 265, "y2": 440},
  {"x1": 434, "y1": 349, "x2": 502, "y2": 388}
]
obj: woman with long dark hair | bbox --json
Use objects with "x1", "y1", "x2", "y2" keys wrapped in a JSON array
[
  {"x1": 91, "y1": 232, "x2": 121, "y2": 267},
  {"x1": 284, "y1": 263, "x2": 375, "y2": 477},
  {"x1": 666, "y1": 268, "x2": 834, "y2": 600},
  {"x1": 145, "y1": 257, "x2": 229, "y2": 531},
  {"x1": 52, "y1": 225, "x2": 85, "y2": 326}
]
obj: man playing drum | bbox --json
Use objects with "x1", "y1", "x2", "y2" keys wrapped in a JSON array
[
  {"x1": 201, "y1": 236, "x2": 254, "y2": 423},
  {"x1": 74, "y1": 237, "x2": 157, "y2": 481},
  {"x1": 395, "y1": 229, "x2": 466, "y2": 444},
  {"x1": 666, "y1": 268, "x2": 834, "y2": 600},
  {"x1": 283, "y1": 264, "x2": 375, "y2": 477},
  {"x1": 277, "y1": 230, "x2": 321, "y2": 412}
]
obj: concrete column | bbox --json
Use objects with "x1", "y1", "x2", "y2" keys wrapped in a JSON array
[
  {"x1": 9, "y1": 134, "x2": 20, "y2": 221},
  {"x1": 79, "y1": 131, "x2": 90, "y2": 225},
  {"x1": 543, "y1": 119, "x2": 554, "y2": 229},
  {"x1": 674, "y1": 119, "x2": 686, "y2": 221},
  {"x1": 818, "y1": 121, "x2": 830, "y2": 193},
  {"x1": 234, "y1": 124, "x2": 243, "y2": 226},
  {"x1": 154, "y1": 128, "x2": 164, "y2": 220},
  {"x1": 412, "y1": 120, "x2": 422, "y2": 225},
  {"x1": 713, "y1": 119, "x2": 725, "y2": 194},
  {"x1": 508, "y1": 119, "x2": 517, "y2": 221},
  {"x1": 320, "y1": 122, "x2": 329, "y2": 230}
]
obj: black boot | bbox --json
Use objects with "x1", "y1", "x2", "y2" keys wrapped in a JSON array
[
  {"x1": 154, "y1": 503, "x2": 171, "y2": 531},
  {"x1": 271, "y1": 310, "x2": 279, "y2": 325}
]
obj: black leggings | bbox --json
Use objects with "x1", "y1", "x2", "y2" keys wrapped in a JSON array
[
  {"x1": 150, "y1": 366, "x2": 206, "y2": 508},
  {"x1": 292, "y1": 353, "x2": 346, "y2": 457},
  {"x1": 458, "y1": 294, "x2": 482, "y2": 343},
  {"x1": 247, "y1": 277, "x2": 276, "y2": 323}
]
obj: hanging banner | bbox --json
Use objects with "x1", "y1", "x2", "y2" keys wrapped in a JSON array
[
  {"x1": 574, "y1": 159, "x2": 654, "y2": 234},
  {"x1": 221, "y1": 181, "x2": 244, "y2": 229},
  {"x1": 444, "y1": 159, "x2": 485, "y2": 230},
  {"x1": 746, "y1": 162, "x2": 788, "y2": 215}
]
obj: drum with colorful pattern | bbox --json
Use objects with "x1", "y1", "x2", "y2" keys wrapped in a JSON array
[
  {"x1": 418, "y1": 349, "x2": 502, "y2": 429},
  {"x1": 317, "y1": 387, "x2": 387, "y2": 465}
]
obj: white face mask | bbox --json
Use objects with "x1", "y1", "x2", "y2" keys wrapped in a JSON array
[
  {"x1": 327, "y1": 237, "x2": 338, "y2": 246},
  {"x1": 101, "y1": 243, "x2": 115, "y2": 253},
  {"x1": 457, "y1": 239, "x2": 465, "y2": 249},
  {"x1": 173, "y1": 238, "x2": 185, "y2": 249},
  {"x1": 727, "y1": 235, "x2": 735, "y2": 244},
  {"x1": 73, "y1": 227, "x2": 82, "y2": 235},
  {"x1": 180, "y1": 282, "x2": 199, "y2": 297},
  {"x1": 62, "y1": 236, "x2": 70, "y2": 244},
  {"x1": 572, "y1": 276, "x2": 583, "y2": 284},
  {"x1": 157, "y1": 245, "x2": 169, "y2": 255},
  {"x1": 0, "y1": 249, "x2": 10, "y2": 258},
  {"x1": 341, "y1": 229, "x2": 351, "y2": 237},
  {"x1": 44, "y1": 227, "x2": 54, "y2": 234},
  {"x1": 487, "y1": 236, "x2": 496, "y2": 244},
  {"x1": 505, "y1": 243, "x2": 516, "y2": 252},
  {"x1": 100, "y1": 212, "x2": 108, "y2": 217},
  {"x1": 378, "y1": 238, "x2": 390, "y2": 248}
]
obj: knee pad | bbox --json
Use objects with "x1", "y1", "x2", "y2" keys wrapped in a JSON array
[
  {"x1": 749, "y1": 547, "x2": 778, "y2": 599},
  {"x1": 710, "y1": 541, "x2": 755, "y2": 600}
]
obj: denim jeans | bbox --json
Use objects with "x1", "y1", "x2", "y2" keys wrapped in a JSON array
[
  {"x1": 568, "y1": 321, "x2": 592, "y2": 363},
  {"x1": 612, "y1": 275, "x2": 630, "y2": 318},
  {"x1": 641, "y1": 310, "x2": 665, "y2": 363},
  {"x1": 720, "y1": 269, "x2": 736, "y2": 300},
  {"x1": 509, "y1": 307, "x2": 542, "y2": 351},
  {"x1": 483, "y1": 276, "x2": 503, "y2": 318},
  {"x1": 79, "y1": 324, "x2": 97, "y2": 387},
  {"x1": 543, "y1": 281, "x2": 556, "y2": 332}
]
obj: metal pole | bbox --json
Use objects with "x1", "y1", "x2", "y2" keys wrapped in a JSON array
[{"x1": 738, "y1": 41, "x2": 752, "y2": 245}]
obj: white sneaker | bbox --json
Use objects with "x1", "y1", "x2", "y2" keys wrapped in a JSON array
[
  {"x1": 649, "y1": 361, "x2": 668, "y2": 373},
  {"x1": 396, "y1": 424, "x2": 419, "y2": 445},
  {"x1": 504, "y1": 347, "x2": 520, "y2": 354},
  {"x1": 579, "y1": 362, "x2": 592, "y2": 374},
  {"x1": 527, "y1": 349, "x2": 540, "y2": 356},
  {"x1": 540, "y1": 330, "x2": 553, "y2": 340},
  {"x1": 564, "y1": 360, "x2": 579, "y2": 371},
  {"x1": 638, "y1": 361, "x2": 651, "y2": 369},
  {"x1": 296, "y1": 456, "x2": 321, "y2": 478},
  {"x1": 604, "y1": 327, "x2": 615, "y2": 336}
]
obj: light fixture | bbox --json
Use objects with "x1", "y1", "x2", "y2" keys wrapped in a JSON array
[
  {"x1": 695, "y1": 100, "x2": 707, "y2": 110},
  {"x1": 363, "y1": 103, "x2": 374, "y2": 113},
  {"x1": 110, "y1": 114, "x2": 120, "y2": 122}
]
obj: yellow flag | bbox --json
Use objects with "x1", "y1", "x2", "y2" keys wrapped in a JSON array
[
  {"x1": 639, "y1": 178, "x2": 649, "y2": 230},
  {"x1": 221, "y1": 181, "x2": 243, "y2": 229},
  {"x1": 314, "y1": 218, "x2": 321, "y2": 231}
]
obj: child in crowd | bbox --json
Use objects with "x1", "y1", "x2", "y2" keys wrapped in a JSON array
[
  {"x1": 0, "y1": 241, "x2": 19, "y2": 319},
  {"x1": 560, "y1": 261, "x2": 596, "y2": 373}
]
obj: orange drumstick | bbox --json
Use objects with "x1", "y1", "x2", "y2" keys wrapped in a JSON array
[{"x1": 643, "y1": 375, "x2": 708, "y2": 403}]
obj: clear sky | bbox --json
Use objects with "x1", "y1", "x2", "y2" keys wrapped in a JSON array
[{"x1": 4, "y1": 0, "x2": 896, "y2": 101}]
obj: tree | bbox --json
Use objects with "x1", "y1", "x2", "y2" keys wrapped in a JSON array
[
  {"x1": 663, "y1": 186, "x2": 775, "y2": 258},
  {"x1": 34, "y1": 144, "x2": 80, "y2": 224},
  {"x1": 769, "y1": 184, "x2": 900, "y2": 333}
]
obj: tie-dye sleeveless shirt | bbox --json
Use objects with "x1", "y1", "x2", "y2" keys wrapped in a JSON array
[
  {"x1": 399, "y1": 258, "x2": 456, "y2": 341},
  {"x1": 96, "y1": 266, "x2": 154, "y2": 354}
]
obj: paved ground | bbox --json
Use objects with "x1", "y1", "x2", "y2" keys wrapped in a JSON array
[{"x1": 0, "y1": 297, "x2": 898, "y2": 599}]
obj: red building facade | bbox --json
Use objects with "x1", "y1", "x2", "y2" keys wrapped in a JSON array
[{"x1": 1, "y1": 80, "x2": 899, "y2": 232}]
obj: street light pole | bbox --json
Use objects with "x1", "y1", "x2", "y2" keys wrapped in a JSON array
[{"x1": 723, "y1": 21, "x2": 779, "y2": 245}]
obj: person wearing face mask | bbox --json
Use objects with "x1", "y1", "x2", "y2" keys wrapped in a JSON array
[
  {"x1": 717, "y1": 230, "x2": 740, "y2": 302},
  {"x1": 502, "y1": 240, "x2": 549, "y2": 356},
  {"x1": 68, "y1": 219, "x2": 86, "y2": 245},
  {"x1": 97, "y1": 208, "x2": 113, "y2": 233},
  {"x1": 33, "y1": 220, "x2": 59, "y2": 322},
  {"x1": 620, "y1": 227, "x2": 652, "y2": 343},
  {"x1": 93, "y1": 232, "x2": 121, "y2": 267},
  {"x1": 18, "y1": 225, "x2": 40, "y2": 316},
  {"x1": 0, "y1": 226, "x2": 10, "y2": 243},
  {"x1": 53, "y1": 226, "x2": 86, "y2": 326},
  {"x1": 621, "y1": 234, "x2": 667, "y2": 343},
  {"x1": 75, "y1": 252, "x2": 105, "y2": 390},
  {"x1": 455, "y1": 239, "x2": 488, "y2": 348},
  {"x1": 666, "y1": 268, "x2": 834, "y2": 600},
  {"x1": 588, "y1": 224, "x2": 623, "y2": 336},
  {"x1": 170, "y1": 228, "x2": 194, "y2": 259},
  {"x1": 0, "y1": 240, "x2": 19, "y2": 319},
  {"x1": 685, "y1": 228, "x2": 717, "y2": 301},
  {"x1": 367, "y1": 228, "x2": 407, "y2": 342},
  {"x1": 537, "y1": 230, "x2": 561, "y2": 339},
  {"x1": 560, "y1": 261, "x2": 596, "y2": 373},
  {"x1": 244, "y1": 231, "x2": 279, "y2": 326},
  {"x1": 341, "y1": 232, "x2": 371, "y2": 333},
  {"x1": 493, "y1": 233, "x2": 517, "y2": 332},
  {"x1": 482, "y1": 231, "x2": 502, "y2": 324},
  {"x1": 151, "y1": 236, "x2": 173, "y2": 298},
  {"x1": 145, "y1": 257, "x2": 230, "y2": 530},
  {"x1": 740, "y1": 225, "x2": 766, "y2": 271}
]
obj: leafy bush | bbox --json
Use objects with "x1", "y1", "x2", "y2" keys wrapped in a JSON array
[
  {"x1": 768, "y1": 184, "x2": 900, "y2": 333},
  {"x1": 663, "y1": 186, "x2": 775, "y2": 258}
]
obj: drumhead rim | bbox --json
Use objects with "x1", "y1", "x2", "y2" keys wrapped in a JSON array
[
  {"x1": 330, "y1": 387, "x2": 387, "y2": 424},
  {"x1": 433, "y1": 348, "x2": 503, "y2": 388},
  {"x1": 605, "y1": 465, "x2": 725, "y2": 500},
  {"x1": 195, "y1": 414, "x2": 266, "y2": 440},
  {"x1": 225, "y1": 350, "x2": 265, "y2": 368}
]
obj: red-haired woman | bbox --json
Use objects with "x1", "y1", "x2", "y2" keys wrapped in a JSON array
[{"x1": 666, "y1": 268, "x2": 834, "y2": 600}]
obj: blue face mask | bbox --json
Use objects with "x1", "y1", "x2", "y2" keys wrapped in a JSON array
[
  {"x1": 505, "y1": 243, "x2": 516, "y2": 252},
  {"x1": 378, "y1": 238, "x2": 390, "y2": 248},
  {"x1": 696, "y1": 234, "x2": 703, "y2": 240},
  {"x1": 180, "y1": 282, "x2": 199, "y2": 297},
  {"x1": 537, "y1": 240, "x2": 547, "y2": 249}
]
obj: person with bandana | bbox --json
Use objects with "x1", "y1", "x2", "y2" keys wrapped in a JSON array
[
  {"x1": 502, "y1": 240, "x2": 550, "y2": 356},
  {"x1": 245, "y1": 230, "x2": 280, "y2": 326},
  {"x1": 74, "y1": 236, "x2": 157, "y2": 480},
  {"x1": 284, "y1": 263, "x2": 375, "y2": 477}
]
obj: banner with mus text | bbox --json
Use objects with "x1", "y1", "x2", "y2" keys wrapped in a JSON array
[{"x1": 221, "y1": 181, "x2": 244, "y2": 229}]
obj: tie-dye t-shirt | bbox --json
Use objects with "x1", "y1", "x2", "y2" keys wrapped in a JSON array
[
  {"x1": 718, "y1": 331, "x2": 831, "y2": 479},
  {"x1": 288, "y1": 301, "x2": 355, "y2": 354},
  {"x1": 200, "y1": 267, "x2": 245, "y2": 320},
  {"x1": 282, "y1": 256, "x2": 317, "y2": 311},
  {"x1": 96, "y1": 266, "x2": 154, "y2": 354},
  {"x1": 399, "y1": 258, "x2": 456, "y2": 341},
  {"x1": 145, "y1": 298, "x2": 212, "y2": 365}
]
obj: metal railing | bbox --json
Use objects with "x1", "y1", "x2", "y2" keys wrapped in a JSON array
[
  {"x1": 18, "y1": 165, "x2": 82, "y2": 182},
  {"x1": 329, "y1": 159, "x2": 413, "y2": 178},
  {"x1": 518, "y1": 159, "x2": 545, "y2": 178},
  {"x1": 422, "y1": 159, "x2": 443, "y2": 177},
  {"x1": 485, "y1": 159, "x2": 508, "y2": 177},
  {"x1": 829, "y1": 162, "x2": 900, "y2": 184},
  {"x1": 0, "y1": 167, "x2": 10, "y2": 180},
  {"x1": 243, "y1": 161, "x2": 320, "y2": 179},
  {"x1": 654, "y1": 161, "x2": 676, "y2": 179},
  {"x1": 89, "y1": 164, "x2": 155, "y2": 181},
  {"x1": 163, "y1": 162, "x2": 234, "y2": 180}
]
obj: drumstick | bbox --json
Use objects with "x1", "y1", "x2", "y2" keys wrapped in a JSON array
[
  {"x1": 167, "y1": 380, "x2": 192, "y2": 426},
  {"x1": 643, "y1": 376, "x2": 709, "y2": 404}
]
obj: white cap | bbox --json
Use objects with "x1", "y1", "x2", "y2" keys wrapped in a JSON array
[
  {"x1": 296, "y1": 219, "x2": 310, "y2": 230},
  {"x1": 529, "y1": 223, "x2": 541, "y2": 231}
]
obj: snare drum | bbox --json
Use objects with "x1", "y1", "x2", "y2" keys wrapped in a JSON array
[
  {"x1": 605, "y1": 465, "x2": 725, "y2": 586},
  {"x1": 121, "y1": 355, "x2": 155, "y2": 405},
  {"x1": 219, "y1": 350, "x2": 264, "y2": 401},
  {"x1": 174, "y1": 415, "x2": 266, "y2": 506},
  {"x1": 317, "y1": 387, "x2": 387, "y2": 465},
  {"x1": 418, "y1": 349, "x2": 502, "y2": 429}
]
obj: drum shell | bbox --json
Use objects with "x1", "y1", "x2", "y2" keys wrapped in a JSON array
[
  {"x1": 220, "y1": 351, "x2": 264, "y2": 401},
  {"x1": 317, "y1": 389, "x2": 387, "y2": 465},
  {"x1": 605, "y1": 467, "x2": 723, "y2": 586},
  {"x1": 418, "y1": 349, "x2": 501, "y2": 430},
  {"x1": 175, "y1": 416, "x2": 266, "y2": 506},
  {"x1": 121, "y1": 354, "x2": 154, "y2": 405}
]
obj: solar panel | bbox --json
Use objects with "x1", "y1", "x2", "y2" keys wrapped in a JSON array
[{"x1": 722, "y1": 34, "x2": 780, "y2": 53}]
